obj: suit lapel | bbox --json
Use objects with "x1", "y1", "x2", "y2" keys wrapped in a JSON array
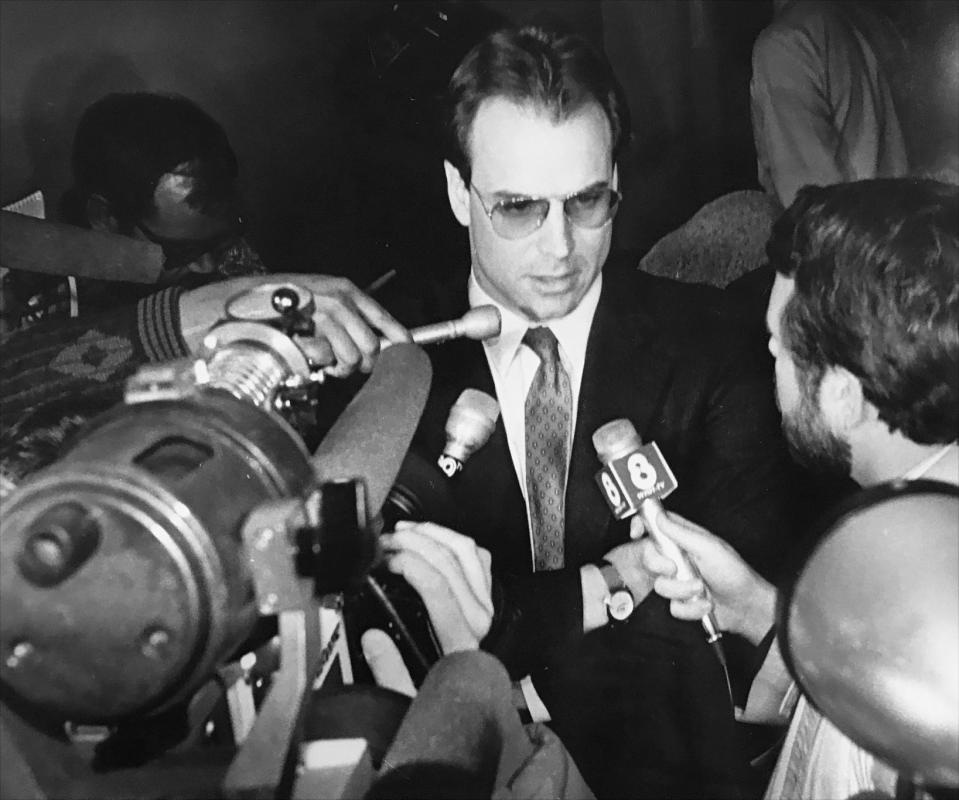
[{"x1": 565, "y1": 277, "x2": 677, "y2": 564}]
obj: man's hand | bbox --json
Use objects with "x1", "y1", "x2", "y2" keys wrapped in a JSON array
[
  {"x1": 638, "y1": 511, "x2": 776, "y2": 644},
  {"x1": 380, "y1": 521, "x2": 494, "y2": 654},
  {"x1": 179, "y1": 274, "x2": 410, "y2": 374},
  {"x1": 601, "y1": 517, "x2": 657, "y2": 605}
]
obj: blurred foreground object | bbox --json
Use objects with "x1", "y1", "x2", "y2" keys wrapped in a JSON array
[
  {"x1": 0, "y1": 275, "x2": 432, "y2": 799},
  {"x1": 781, "y1": 480, "x2": 959, "y2": 791}
]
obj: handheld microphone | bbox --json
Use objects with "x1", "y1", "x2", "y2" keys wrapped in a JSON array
[
  {"x1": 379, "y1": 305, "x2": 501, "y2": 350},
  {"x1": 361, "y1": 389, "x2": 499, "y2": 685},
  {"x1": 383, "y1": 389, "x2": 499, "y2": 525},
  {"x1": 591, "y1": 419, "x2": 723, "y2": 646},
  {"x1": 437, "y1": 388, "x2": 500, "y2": 477}
]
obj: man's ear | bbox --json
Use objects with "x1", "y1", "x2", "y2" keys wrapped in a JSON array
[
  {"x1": 85, "y1": 194, "x2": 121, "y2": 234},
  {"x1": 818, "y1": 366, "x2": 873, "y2": 432},
  {"x1": 444, "y1": 160, "x2": 471, "y2": 228}
]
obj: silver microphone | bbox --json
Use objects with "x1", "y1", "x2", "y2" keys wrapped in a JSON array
[
  {"x1": 438, "y1": 389, "x2": 500, "y2": 478},
  {"x1": 380, "y1": 306, "x2": 501, "y2": 350}
]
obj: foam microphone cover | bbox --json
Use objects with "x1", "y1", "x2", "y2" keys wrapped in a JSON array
[
  {"x1": 1, "y1": 210, "x2": 165, "y2": 282},
  {"x1": 312, "y1": 343, "x2": 432, "y2": 517},
  {"x1": 370, "y1": 651, "x2": 537, "y2": 798}
]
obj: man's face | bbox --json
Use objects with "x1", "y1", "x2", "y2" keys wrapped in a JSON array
[
  {"x1": 449, "y1": 98, "x2": 616, "y2": 322},
  {"x1": 766, "y1": 274, "x2": 852, "y2": 478}
]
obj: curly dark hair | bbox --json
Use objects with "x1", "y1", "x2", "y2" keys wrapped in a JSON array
[
  {"x1": 767, "y1": 178, "x2": 959, "y2": 444},
  {"x1": 70, "y1": 92, "x2": 238, "y2": 228},
  {"x1": 443, "y1": 25, "x2": 631, "y2": 185}
]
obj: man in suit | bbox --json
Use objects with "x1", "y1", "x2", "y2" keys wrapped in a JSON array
[{"x1": 386, "y1": 25, "x2": 799, "y2": 798}]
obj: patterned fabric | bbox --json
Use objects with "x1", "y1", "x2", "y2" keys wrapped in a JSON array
[
  {"x1": 523, "y1": 327, "x2": 572, "y2": 571},
  {"x1": 0, "y1": 286, "x2": 187, "y2": 487}
]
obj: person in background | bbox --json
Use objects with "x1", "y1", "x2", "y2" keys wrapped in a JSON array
[
  {"x1": 2, "y1": 92, "x2": 265, "y2": 327},
  {"x1": 388, "y1": 24, "x2": 799, "y2": 798},
  {"x1": 750, "y1": 0, "x2": 909, "y2": 209},
  {"x1": 640, "y1": 178, "x2": 958, "y2": 800}
]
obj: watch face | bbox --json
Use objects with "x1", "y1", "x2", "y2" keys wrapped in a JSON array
[{"x1": 608, "y1": 589, "x2": 635, "y2": 621}]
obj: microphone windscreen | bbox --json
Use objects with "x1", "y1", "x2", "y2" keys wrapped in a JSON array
[
  {"x1": 312, "y1": 344, "x2": 432, "y2": 516},
  {"x1": 443, "y1": 389, "x2": 499, "y2": 464},
  {"x1": 1, "y1": 210, "x2": 165, "y2": 282},
  {"x1": 375, "y1": 651, "x2": 532, "y2": 793},
  {"x1": 458, "y1": 305, "x2": 501, "y2": 341},
  {"x1": 592, "y1": 417, "x2": 642, "y2": 463}
]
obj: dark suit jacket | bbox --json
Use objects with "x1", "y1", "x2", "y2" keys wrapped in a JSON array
[{"x1": 399, "y1": 257, "x2": 798, "y2": 798}]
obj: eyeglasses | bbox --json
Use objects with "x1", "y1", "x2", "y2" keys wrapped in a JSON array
[
  {"x1": 135, "y1": 216, "x2": 246, "y2": 271},
  {"x1": 470, "y1": 183, "x2": 621, "y2": 240}
]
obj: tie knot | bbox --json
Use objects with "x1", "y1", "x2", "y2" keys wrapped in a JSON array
[{"x1": 523, "y1": 326, "x2": 560, "y2": 363}]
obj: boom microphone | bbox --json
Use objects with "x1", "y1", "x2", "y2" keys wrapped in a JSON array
[
  {"x1": 313, "y1": 343, "x2": 432, "y2": 517},
  {"x1": 379, "y1": 305, "x2": 501, "y2": 350},
  {"x1": 591, "y1": 419, "x2": 724, "y2": 647}
]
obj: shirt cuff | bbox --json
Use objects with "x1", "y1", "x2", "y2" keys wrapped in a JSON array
[
  {"x1": 518, "y1": 675, "x2": 551, "y2": 723},
  {"x1": 580, "y1": 563, "x2": 609, "y2": 633},
  {"x1": 136, "y1": 287, "x2": 189, "y2": 362},
  {"x1": 736, "y1": 635, "x2": 797, "y2": 725}
]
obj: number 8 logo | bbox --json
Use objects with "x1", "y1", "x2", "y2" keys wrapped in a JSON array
[
  {"x1": 600, "y1": 472, "x2": 621, "y2": 506},
  {"x1": 626, "y1": 452, "x2": 657, "y2": 491}
]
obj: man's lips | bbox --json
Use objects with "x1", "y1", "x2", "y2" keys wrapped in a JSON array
[{"x1": 529, "y1": 273, "x2": 577, "y2": 292}]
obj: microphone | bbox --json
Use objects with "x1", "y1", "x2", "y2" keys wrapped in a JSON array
[
  {"x1": 591, "y1": 419, "x2": 724, "y2": 646},
  {"x1": 313, "y1": 343, "x2": 432, "y2": 517},
  {"x1": 369, "y1": 651, "x2": 538, "y2": 798},
  {"x1": 437, "y1": 388, "x2": 500, "y2": 478},
  {"x1": 379, "y1": 305, "x2": 501, "y2": 350},
  {"x1": 384, "y1": 389, "x2": 499, "y2": 525},
  {"x1": 362, "y1": 389, "x2": 498, "y2": 685}
]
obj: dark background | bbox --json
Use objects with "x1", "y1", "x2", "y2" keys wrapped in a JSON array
[
  {"x1": 0, "y1": 0, "x2": 775, "y2": 287},
  {"x1": 5, "y1": 0, "x2": 945, "y2": 292}
]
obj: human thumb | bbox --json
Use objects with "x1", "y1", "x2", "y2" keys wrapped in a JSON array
[{"x1": 361, "y1": 629, "x2": 416, "y2": 698}]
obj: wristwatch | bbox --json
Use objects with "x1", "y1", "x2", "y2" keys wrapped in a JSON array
[{"x1": 599, "y1": 559, "x2": 635, "y2": 622}]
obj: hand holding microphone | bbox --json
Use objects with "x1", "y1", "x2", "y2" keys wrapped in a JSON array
[
  {"x1": 638, "y1": 512, "x2": 777, "y2": 647},
  {"x1": 591, "y1": 419, "x2": 723, "y2": 645}
]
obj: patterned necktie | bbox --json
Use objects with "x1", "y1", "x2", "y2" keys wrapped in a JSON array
[{"x1": 523, "y1": 326, "x2": 572, "y2": 571}]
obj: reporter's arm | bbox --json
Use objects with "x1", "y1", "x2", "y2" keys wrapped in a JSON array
[
  {"x1": 1, "y1": 286, "x2": 187, "y2": 434},
  {"x1": 178, "y1": 274, "x2": 410, "y2": 372}
]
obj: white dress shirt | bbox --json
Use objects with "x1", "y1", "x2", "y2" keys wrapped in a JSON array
[
  {"x1": 468, "y1": 272, "x2": 603, "y2": 722},
  {"x1": 468, "y1": 271, "x2": 602, "y2": 565}
]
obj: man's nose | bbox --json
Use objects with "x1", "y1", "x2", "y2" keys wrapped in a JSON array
[{"x1": 537, "y1": 200, "x2": 573, "y2": 258}]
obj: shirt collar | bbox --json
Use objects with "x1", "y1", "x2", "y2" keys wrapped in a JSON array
[{"x1": 467, "y1": 272, "x2": 602, "y2": 378}]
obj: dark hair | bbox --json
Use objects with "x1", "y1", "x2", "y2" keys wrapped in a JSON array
[
  {"x1": 443, "y1": 25, "x2": 631, "y2": 184},
  {"x1": 768, "y1": 178, "x2": 959, "y2": 444},
  {"x1": 71, "y1": 92, "x2": 238, "y2": 227}
]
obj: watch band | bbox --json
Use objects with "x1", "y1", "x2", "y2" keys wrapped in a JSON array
[{"x1": 599, "y1": 559, "x2": 635, "y2": 622}]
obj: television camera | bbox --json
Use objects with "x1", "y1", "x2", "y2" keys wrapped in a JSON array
[{"x1": 0, "y1": 280, "x2": 476, "y2": 799}]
